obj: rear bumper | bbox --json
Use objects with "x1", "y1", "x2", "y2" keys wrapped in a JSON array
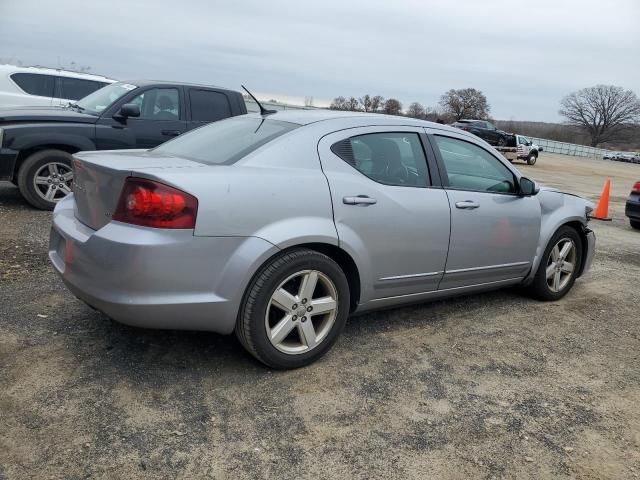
[
  {"x1": 49, "y1": 195, "x2": 278, "y2": 334},
  {"x1": 625, "y1": 199, "x2": 640, "y2": 220},
  {"x1": 0, "y1": 147, "x2": 19, "y2": 180}
]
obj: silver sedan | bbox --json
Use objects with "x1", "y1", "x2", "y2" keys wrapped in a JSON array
[{"x1": 49, "y1": 111, "x2": 596, "y2": 369}]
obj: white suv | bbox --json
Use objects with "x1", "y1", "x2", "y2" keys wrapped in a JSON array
[{"x1": 0, "y1": 65, "x2": 116, "y2": 108}]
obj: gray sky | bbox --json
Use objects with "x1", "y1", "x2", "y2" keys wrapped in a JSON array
[{"x1": 1, "y1": 0, "x2": 638, "y2": 121}]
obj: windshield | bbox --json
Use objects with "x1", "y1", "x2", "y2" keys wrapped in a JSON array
[
  {"x1": 76, "y1": 82, "x2": 138, "y2": 114},
  {"x1": 154, "y1": 116, "x2": 299, "y2": 165}
]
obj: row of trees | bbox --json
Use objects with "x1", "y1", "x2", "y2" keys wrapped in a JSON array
[
  {"x1": 329, "y1": 88, "x2": 491, "y2": 122},
  {"x1": 329, "y1": 85, "x2": 640, "y2": 148}
]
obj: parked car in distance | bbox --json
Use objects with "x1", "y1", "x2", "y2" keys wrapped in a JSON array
[
  {"x1": 0, "y1": 64, "x2": 115, "y2": 108},
  {"x1": 49, "y1": 111, "x2": 596, "y2": 369},
  {"x1": 451, "y1": 119, "x2": 510, "y2": 146},
  {"x1": 625, "y1": 181, "x2": 640, "y2": 229},
  {"x1": 0, "y1": 80, "x2": 247, "y2": 209},
  {"x1": 603, "y1": 151, "x2": 619, "y2": 160}
]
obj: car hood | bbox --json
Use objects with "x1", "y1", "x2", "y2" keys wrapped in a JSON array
[{"x1": 0, "y1": 106, "x2": 98, "y2": 125}]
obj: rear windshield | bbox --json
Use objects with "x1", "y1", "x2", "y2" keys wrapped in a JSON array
[{"x1": 154, "y1": 116, "x2": 299, "y2": 165}]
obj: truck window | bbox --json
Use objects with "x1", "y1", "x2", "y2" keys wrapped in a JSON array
[
  {"x1": 129, "y1": 88, "x2": 180, "y2": 120},
  {"x1": 58, "y1": 77, "x2": 108, "y2": 100},
  {"x1": 10, "y1": 73, "x2": 56, "y2": 97},
  {"x1": 189, "y1": 89, "x2": 232, "y2": 122}
]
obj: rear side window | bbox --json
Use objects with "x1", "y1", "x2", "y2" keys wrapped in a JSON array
[
  {"x1": 129, "y1": 88, "x2": 181, "y2": 120},
  {"x1": 58, "y1": 77, "x2": 107, "y2": 100},
  {"x1": 331, "y1": 132, "x2": 429, "y2": 187},
  {"x1": 433, "y1": 135, "x2": 516, "y2": 193},
  {"x1": 154, "y1": 116, "x2": 298, "y2": 165},
  {"x1": 189, "y1": 89, "x2": 232, "y2": 122},
  {"x1": 10, "y1": 73, "x2": 56, "y2": 97}
]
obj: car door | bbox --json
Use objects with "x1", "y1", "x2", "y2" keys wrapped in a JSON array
[
  {"x1": 318, "y1": 126, "x2": 451, "y2": 303},
  {"x1": 95, "y1": 86, "x2": 187, "y2": 150},
  {"x1": 428, "y1": 130, "x2": 540, "y2": 290}
]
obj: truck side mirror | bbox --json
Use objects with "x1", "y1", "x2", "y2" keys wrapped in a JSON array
[{"x1": 116, "y1": 103, "x2": 140, "y2": 120}]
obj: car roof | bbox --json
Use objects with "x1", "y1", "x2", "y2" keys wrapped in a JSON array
[
  {"x1": 0, "y1": 64, "x2": 115, "y2": 82},
  {"x1": 245, "y1": 109, "x2": 473, "y2": 136}
]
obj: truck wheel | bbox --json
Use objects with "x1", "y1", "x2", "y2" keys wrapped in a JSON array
[
  {"x1": 527, "y1": 153, "x2": 538, "y2": 165},
  {"x1": 17, "y1": 149, "x2": 74, "y2": 210}
]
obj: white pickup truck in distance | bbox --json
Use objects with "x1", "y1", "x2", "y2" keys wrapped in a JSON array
[{"x1": 496, "y1": 134, "x2": 543, "y2": 165}]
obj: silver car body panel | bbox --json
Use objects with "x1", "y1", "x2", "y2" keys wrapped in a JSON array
[{"x1": 49, "y1": 111, "x2": 595, "y2": 332}]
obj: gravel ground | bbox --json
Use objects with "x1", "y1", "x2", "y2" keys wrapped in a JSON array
[{"x1": 1, "y1": 153, "x2": 639, "y2": 479}]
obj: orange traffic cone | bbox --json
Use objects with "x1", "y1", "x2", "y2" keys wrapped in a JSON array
[{"x1": 592, "y1": 179, "x2": 612, "y2": 221}]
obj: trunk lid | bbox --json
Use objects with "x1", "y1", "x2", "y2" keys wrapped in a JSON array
[{"x1": 72, "y1": 150, "x2": 205, "y2": 230}]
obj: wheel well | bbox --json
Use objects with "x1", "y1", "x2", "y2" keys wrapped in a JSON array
[
  {"x1": 13, "y1": 145, "x2": 79, "y2": 181},
  {"x1": 561, "y1": 221, "x2": 589, "y2": 276},
  {"x1": 285, "y1": 243, "x2": 361, "y2": 313}
]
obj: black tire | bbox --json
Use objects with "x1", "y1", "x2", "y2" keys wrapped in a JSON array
[
  {"x1": 525, "y1": 226, "x2": 583, "y2": 301},
  {"x1": 17, "y1": 149, "x2": 74, "y2": 210},
  {"x1": 630, "y1": 219, "x2": 640, "y2": 230},
  {"x1": 497, "y1": 136, "x2": 507, "y2": 147},
  {"x1": 527, "y1": 153, "x2": 538, "y2": 165},
  {"x1": 236, "y1": 248, "x2": 350, "y2": 369}
]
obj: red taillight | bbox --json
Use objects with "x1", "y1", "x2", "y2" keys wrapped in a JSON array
[
  {"x1": 113, "y1": 177, "x2": 198, "y2": 229},
  {"x1": 632, "y1": 181, "x2": 640, "y2": 193}
]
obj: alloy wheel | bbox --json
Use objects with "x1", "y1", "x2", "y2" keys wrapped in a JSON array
[
  {"x1": 33, "y1": 162, "x2": 73, "y2": 203},
  {"x1": 545, "y1": 237, "x2": 577, "y2": 293},
  {"x1": 265, "y1": 269, "x2": 338, "y2": 354}
]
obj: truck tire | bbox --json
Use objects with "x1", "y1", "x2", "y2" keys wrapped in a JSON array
[
  {"x1": 17, "y1": 149, "x2": 74, "y2": 210},
  {"x1": 527, "y1": 152, "x2": 538, "y2": 165},
  {"x1": 497, "y1": 136, "x2": 507, "y2": 147}
]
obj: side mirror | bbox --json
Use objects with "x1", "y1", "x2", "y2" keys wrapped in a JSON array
[
  {"x1": 116, "y1": 103, "x2": 140, "y2": 120},
  {"x1": 519, "y1": 177, "x2": 539, "y2": 196}
]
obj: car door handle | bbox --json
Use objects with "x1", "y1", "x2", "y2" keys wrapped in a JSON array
[
  {"x1": 455, "y1": 200, "x2": 480, "y2": 209},
  {"x1": 343, "y1": 195, "x2": 377, "y2": 206},
  {"x1": 162, "y1": 130, "x2": 182, "y2": 137}
]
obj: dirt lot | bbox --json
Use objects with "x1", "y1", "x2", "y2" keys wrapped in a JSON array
[{"x1": 1, "y1": 153, "x2": 639, "y2": 479}]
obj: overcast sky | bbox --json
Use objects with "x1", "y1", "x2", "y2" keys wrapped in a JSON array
[{"x1": 1, "y1": 0, "x2": 638, "y2": 121}]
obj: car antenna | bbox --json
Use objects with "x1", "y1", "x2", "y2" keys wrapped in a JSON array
[{"x1": 241, "y1": 85, "x2": 277, "y2": 116}]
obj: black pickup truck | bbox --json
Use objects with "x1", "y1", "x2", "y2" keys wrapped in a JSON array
[{"x1": 0, "y1": 80, "x2": 247, "y2": 209}]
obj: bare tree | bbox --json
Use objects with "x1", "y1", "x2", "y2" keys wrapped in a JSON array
[
  {"x1": 406, "y1": 102, "x2": 426, "y2": 119},
  {"x1": 370, "y1": 95, "x2": 384, "y2": 113},
  {"x1": 383, "y1": 98, "x2": 402, "y2": 116},
  {"x1": 359, "y1": 94, "x2": 374, "y2": 112},
  {"x1": 330, "y1": 96, "x2": 349, "y2": 110},
  {"x1": 439, "y1": 88, "x2": 490, "y2": 121},
  {"x1": 559, "y1": 85, "x2": 640, "y2": 146},
  {"x1": 346, "y1": 96, "x2": 361, "y2": 111}
]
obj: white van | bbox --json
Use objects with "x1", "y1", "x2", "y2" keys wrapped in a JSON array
[{"x1": 0, "y1": 65, "x2": 116, "y2": 108}]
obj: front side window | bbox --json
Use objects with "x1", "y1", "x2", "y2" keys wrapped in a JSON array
[
  {"x1": 129, "y1": 88, "x2": 180, "y2": 120},
  {"x1": 518, "y1": 136, "x2": 530, "y2": 145},
  {"x1": 11, "y1": 73, "x2": 56, "y2": 97},
  {"x1": 189, "y1": 89, "x2": 232, "y2": 122},
  {"x1": 485, "y1": 121, "x2": 496, "y2": 130},
  {"x1": 331, "y1": 132, "x2": 429, "y2": 187},
  {"x1": 433, "y1": 135, "x2": 516, "y2": 193},
  {"x1": 154, "y1": 116, "x2": 298, "y2": 165},
  {"x1": 58, "y1": 77, "x2": 107, "y2": 100}
]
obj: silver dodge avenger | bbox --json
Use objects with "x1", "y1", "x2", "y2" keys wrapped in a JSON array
[{"x1": 49, "y1": 111, "x2": 595, "y2": 369}]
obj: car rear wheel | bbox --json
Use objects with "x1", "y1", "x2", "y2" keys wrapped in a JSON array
[
  {"x1": 17, "y1": 149, "x2": 73, "y2": 210},
  {"x1": 630, "y1": 219, "x2": 640, "y2": 230},
  {"x1": 527, "y1": 153, "x2": 538, "y2": 165},
  {"x1": 236, "y1": 248, "x2": 350, "y2": 369},
  {"x1": 525, "y1": 226, "x2": 583, "y2": 301}
]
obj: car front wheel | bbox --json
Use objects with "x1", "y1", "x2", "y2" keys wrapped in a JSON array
[
  {"x1": 525, "y1": 226, "x2": 583, "y2": 301},
  {"x1": 236, "y1": 248, "x2": 350, "y2": 369},
  {"x1": 497, "y1": 136, "x2": 507, "y2": 146},
  {"x1": 17, "y1": 149, "x2": 74, "y2": 210},
  {"x1": 527, "y1": 153, "x2": 538, "y2": 165},
  {"x1": 630, "y1": 219, "x2": 640, "y2": 230}
]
